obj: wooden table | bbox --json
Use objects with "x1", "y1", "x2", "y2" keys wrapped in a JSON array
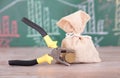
[{"x1": 0, "y1": 47, "x2": 120, "y2": 78}]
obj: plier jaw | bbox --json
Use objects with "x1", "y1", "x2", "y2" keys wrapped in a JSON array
[{"x1": 49, "y1": 48, "x2": 75, "y2": 66}]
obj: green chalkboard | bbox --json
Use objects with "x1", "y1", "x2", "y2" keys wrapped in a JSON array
[{"x1": 0, "y1": 0, "x2": 119, "y2": 47}]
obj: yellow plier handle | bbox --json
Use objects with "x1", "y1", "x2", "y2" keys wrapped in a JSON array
[
  {"x1": 43, "y1": 35, "x2": 58, "y2": 48},
  {"x1": 36, "y1": 54, "x2": 53, "y2": 64},
  {"x1": 9, "y1": 54, "x2": 53, "y2": 66}
]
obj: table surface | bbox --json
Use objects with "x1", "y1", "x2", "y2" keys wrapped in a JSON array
[{"x1": 0, "y1": 47, "x2": 120, "y2": 78}]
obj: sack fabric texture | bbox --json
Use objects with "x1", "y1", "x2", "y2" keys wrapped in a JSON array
[{"x1": 57, "y1": 10, "x2": 101, "y2": 63}]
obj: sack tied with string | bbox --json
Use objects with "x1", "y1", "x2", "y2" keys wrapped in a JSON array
[{"x1": 57, "y1": 10, "x2": 101, "y2": 63}]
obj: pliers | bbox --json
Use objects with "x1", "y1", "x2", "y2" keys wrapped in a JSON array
[{"x1": 8, "y1": 17, "x2": 74, "y2": 66}]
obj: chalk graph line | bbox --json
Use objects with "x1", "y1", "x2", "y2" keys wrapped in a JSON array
[
  {"x1": 57, "y1": 0, "x2": 88, "y2": 8},
  {"x1": 0, "y1": 0, "x2": 24, "y2": 14}
]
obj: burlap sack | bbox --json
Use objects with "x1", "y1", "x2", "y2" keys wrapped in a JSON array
[{"x1": 57, "y1": 10, "x2": 101, "y2": 63}]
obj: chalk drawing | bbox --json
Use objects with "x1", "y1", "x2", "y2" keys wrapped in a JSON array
[
  {"x1": 113, "y1": 0, "x2": 120, "y2": 36},
  {"x1": 51, "y1": 19, "x2": 60, "y2": 35},
  {"x1": 0, "y1": 22, "x2": 1, "y2": 34},
  {"x1": 57, "y1": 0, "x2": 78, "y2": 8},
  {"x1": 0, "y1": 16, "x2": 19, "y2": 47},
  {"x1": 87, "y1": 0, "x2": 96, "y2": 34},
  {"x1": 27, "y1": 0, "x2": 60, "y2": 46},
  {"x1": 43, "y1": 7, "x2": 50, "y2": 33},
  {"x1": 0, "y1": 0, "x2": 116, "y2": 47},
  {"x1": 94, "y1": 36, "x2": 104, "y2": 47},
  {"x1": 97, "y1": 20, "x2": 108, "y2": 34},
  {"x1": 114, "y1": 0, "x2": 120, "y2": 46},
  {"x1": 0, "y1": 0, "x2": 24, "y2": 14},
  {"x1": 33, "y1": 36, "x2": 46, "y2": 47},
  {"x1": 0, "y1": 38, "x2": 11, "y2": 47},
  {"x1": 118, "y1": 36, "x2": 120, "y2": 46}
]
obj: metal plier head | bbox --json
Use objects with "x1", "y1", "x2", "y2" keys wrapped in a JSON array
[{"x1": 49, "y1": 47, "x2": 75, "y2": 66}]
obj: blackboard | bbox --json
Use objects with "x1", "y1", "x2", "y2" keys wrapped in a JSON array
[{"x1": 0, "y1": 0, "x2": 119, "y2": 47}]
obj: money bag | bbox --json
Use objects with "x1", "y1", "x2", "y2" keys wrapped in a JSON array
[{"x1": 57, "y1": 10, "x2": 101, "y2": 63}]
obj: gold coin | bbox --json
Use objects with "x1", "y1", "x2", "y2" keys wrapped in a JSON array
[{"x1": 65, "y1": 53, "x2": 75, "y2": 63}]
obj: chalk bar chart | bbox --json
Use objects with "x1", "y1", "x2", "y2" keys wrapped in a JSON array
[{"x1": 0, "y1": 0, "x2": 119, "y2": 47}]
